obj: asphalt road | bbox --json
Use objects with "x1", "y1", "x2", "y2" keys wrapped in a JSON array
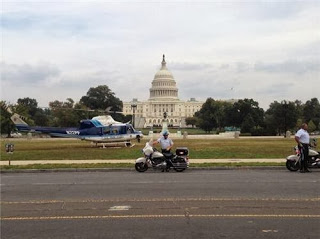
[{"x1": 1, "y1": 169, "x2": 319, "y2": 239}]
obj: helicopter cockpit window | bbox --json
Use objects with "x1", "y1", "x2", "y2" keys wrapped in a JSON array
[
  {"x1": 110, "y1": 126, "x2": 119, "y2": 134},
  {"x1": 127, "y1": 126, "x2": 134, "y2": 134},
  {"x1": 119, "y1": 126, "x2": 127, "y2": 134},
  {"x1": 109, "y1": 126, "x2": 127, "y2": 134},
  {"x1": 79, "y1": 120, "x2": 94, "y2": 129},
  {"x1": 103, "y1": 127, "x2": 110, "y2": 134}
]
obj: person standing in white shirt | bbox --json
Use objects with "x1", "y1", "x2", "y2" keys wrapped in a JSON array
[
  {"x1": 295, "y1": 123, "x2": 310, "y2": 173},
  {"x1": 153, "y1": 131, "x2": 174, "y2": 172},
  {"x1": 154, "y1": 131, "x2": 173, "y2": 154}
]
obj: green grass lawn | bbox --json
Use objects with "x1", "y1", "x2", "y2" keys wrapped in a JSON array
[{"x1": 1, "y1": 137, "x2": 318, "y2": 161}]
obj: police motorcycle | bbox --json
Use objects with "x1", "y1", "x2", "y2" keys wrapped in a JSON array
[
  {"x1": 286, "y1": 138, "x2": 320, "y2": 171},
  {"x1": 135, "y1": 140, "x2": 189, "y2": 172}
]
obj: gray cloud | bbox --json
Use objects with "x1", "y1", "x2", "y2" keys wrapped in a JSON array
[
  {"x1": 1, "y1": 12, "x2": 42, "y2": 30},
  {"x1": 254, "y1": 60, "x2": 320, "y2": 74},
  {"x1": 1, "y1": 9, "x2": 100, "y2": 38},
  {"x1": 219, "y1": 64, "x2": 230, "y2": 70},
  {"x1": 170, "y1": 62, "x2": 214, "y2": 71},
  {"x1": 236, "y1": 62, "x2": 251, "y2": 73},
  {"x1": 1, "y1": 62, "x2": 60, "y2": 85},
  {"x1": 242, "y1": 2, "x2": 307, "y2": 21},
  {"x1": 292, "y1": 41, "x2": 320, "y2": 58},
  {"x1": 256, "y1": 82, "x2": 294, "y2": 96}
]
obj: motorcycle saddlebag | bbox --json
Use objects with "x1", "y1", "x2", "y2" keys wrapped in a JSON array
[
  {"x1": 176, "y1": 147, "x2": 189, "y2": 156},
  {"x1": 172, "y1": 156, "x2": 186, "y2": 163},
  {"x1": 171, "y1": 156, "x2": 188, "y2": 168}
]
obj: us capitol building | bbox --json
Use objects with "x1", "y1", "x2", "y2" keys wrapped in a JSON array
[{"x1": 123, "y1": 55, "x2": 204, "y2": 128}]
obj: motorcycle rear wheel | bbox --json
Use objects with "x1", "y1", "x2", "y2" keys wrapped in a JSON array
[
  {"x1": 286, "y1": 160, "x2": 299, "y2": 171},
  {"x1": 135, "y1": 162, "x2": 148, "y2": 172}
]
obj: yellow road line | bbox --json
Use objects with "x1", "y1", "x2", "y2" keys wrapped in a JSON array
[
  {"x1": 1, "y1": 197, "x2": 320, "y2": 204},
  {"x1": 2, "y1": 214, "x2": 320, "y2": 221}
]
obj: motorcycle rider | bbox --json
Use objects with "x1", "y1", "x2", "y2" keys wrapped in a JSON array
[
  {"x1": 295, "y1": 123, "x2": 311, "y2": 173},
  {"x1": 153, "y1": 131, "x2": 173, "y2": 171}
]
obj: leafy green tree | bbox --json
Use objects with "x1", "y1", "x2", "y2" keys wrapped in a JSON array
[
  {"x1": 265, "y1": 100, "x2": 299, "y2": 135},
  {"x1": 303, "y1": 98, "x2": 320, "y2": 130},
  {"x1": 80, "y1": 85, "x2": 124, "y2": 122},
  {"x1": 308, "y1": 120, "x2": 316, "y2": 133},
  {"x1": 264, "y1": 113, "x2": 277, "y2": 136},
  {"x1": 225, "y1": 99, "x2": 264, "y2": 133},
  {"x1": 49, "y1": 99, "x2": 80, "y2": 127},
  {"x1": 213, "y1": 101, "x2": 232, "y2": 132},
  {"x1": 195, "y1": 98, "x2": 232, "y2": 133},
  {"x1": 16, "y1": 97, "x2": 52, "y2": 126},
  {"x1": 33, "y1": 108, "x2": 50, "y2": 126},
  {"x1": 185, "y1": 117, "x2": 198, "y2": 128},
  {"x1": 17, "y1": 97, "x2": 38, "y2": 117},
  {"x1": 195, "y1": 98, "x2": 216, "y2": 133},
  {"x1": 294, "y1": 100, "x2": 304, "y2": 119},
  {"x1": 241, "y1": 114, "x2": 255, "y2": 134},
  {"x1": 73, "y1": 102, "x2": 95, "y2": 120},
  {"x1": 296, "y1": 118, "x2": 303, "y2": 131},
  {"x1": 80, "y1": 85, "x2": 123, "y2": 112},
  {"x1": 0, "y1": 101, "x2": 15, "y2": 137}
]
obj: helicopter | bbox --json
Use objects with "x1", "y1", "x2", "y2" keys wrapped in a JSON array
[{"x1": 10, "y1": 112, "x2": 143, "y2": 147}]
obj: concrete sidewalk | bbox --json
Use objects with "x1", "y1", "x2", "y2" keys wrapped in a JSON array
[{"x1": 0, "y1": 158, "x2": 285, "y2": 166}]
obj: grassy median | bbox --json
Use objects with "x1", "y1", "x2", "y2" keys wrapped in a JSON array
[{"x1": 1, "y1": 137, "x2": 318, "y2": 170}]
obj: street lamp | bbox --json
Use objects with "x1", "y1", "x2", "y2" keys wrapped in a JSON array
[{"x1": 131, "y1": 103, "x2": 137, "y2": 128}]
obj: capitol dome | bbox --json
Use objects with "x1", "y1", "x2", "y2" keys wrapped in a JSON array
[
  {"x1": 149, "y1": 55, "x2": 179, "y2": 101},
  {"x1": 123, "y1": 55, "x2": 205, "y2": 128}
]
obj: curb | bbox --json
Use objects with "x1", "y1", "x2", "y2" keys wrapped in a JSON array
[
  {"x1": 0, "y1": 159, "x2": 285, "y2": 166},
  {"x1": 0, "y1": 166, "x2": 285, "y2": 173}
]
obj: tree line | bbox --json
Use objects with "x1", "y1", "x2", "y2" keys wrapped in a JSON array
[
  {"x1": 1, "y1": 85, "x2": 319, "y2": 136},
  {"x1": 186, "y1": 97, "x2": 320, "y2": 135}
]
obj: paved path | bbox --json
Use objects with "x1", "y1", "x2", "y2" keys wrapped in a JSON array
[{"x1": 0, "y1": 158, "x2": 285, "y2": 166}]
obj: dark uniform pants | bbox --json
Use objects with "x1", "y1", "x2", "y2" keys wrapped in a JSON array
[
  {"x1": 162, "y1": 149, "x2": 171, "y2": 169},
  {"x1": 299, "y1": 144, "x2": 309, "y2": 170}
]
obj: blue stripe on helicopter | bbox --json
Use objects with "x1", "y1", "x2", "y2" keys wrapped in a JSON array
[
  {"x1": 49, "y1": 133, "x2": 127, "y2": 139},
  {"x1": 90, "y1": 119, "x2": 104, "y2": 127}
]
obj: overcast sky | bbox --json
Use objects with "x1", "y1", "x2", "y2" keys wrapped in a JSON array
[{"x1": 1, "y1": 0, "x2": 319, "y2": 110}]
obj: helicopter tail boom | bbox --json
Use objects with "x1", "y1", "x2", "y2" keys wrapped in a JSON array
[{"x1": 10, "y1": 113, "x2": 31, "y2": 132}]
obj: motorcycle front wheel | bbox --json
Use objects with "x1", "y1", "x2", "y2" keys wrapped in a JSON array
[
  {"x1": 286, "y1": 160, "x2": 299, "y2": 171},
  {"x1": 135, "y1": 162, "x2": 148, "y2": 172}
]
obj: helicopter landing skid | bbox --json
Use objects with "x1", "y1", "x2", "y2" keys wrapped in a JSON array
[{"x1": 92, "y1": 141, "x2": 134, "y2": 148}]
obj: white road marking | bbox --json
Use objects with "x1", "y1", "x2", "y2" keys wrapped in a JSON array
[
  {"x1": 109, "y1": 206, "x2": 131, "y2": 211},
  {"x1": 1, "y1": 197, "x2": 320, "y2": 204},
  {"x1": 1, "y1": 214, "x2": 320, "y2": 221}
]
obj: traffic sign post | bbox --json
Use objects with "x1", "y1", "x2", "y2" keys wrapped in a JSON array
[{"x1": 5, "y1": 143, "x2": 14, "y2": 166}]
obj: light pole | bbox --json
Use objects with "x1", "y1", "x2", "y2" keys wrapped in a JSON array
[{"x1": 131, "y1": 103, "x2": 137, "y2": 128}]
